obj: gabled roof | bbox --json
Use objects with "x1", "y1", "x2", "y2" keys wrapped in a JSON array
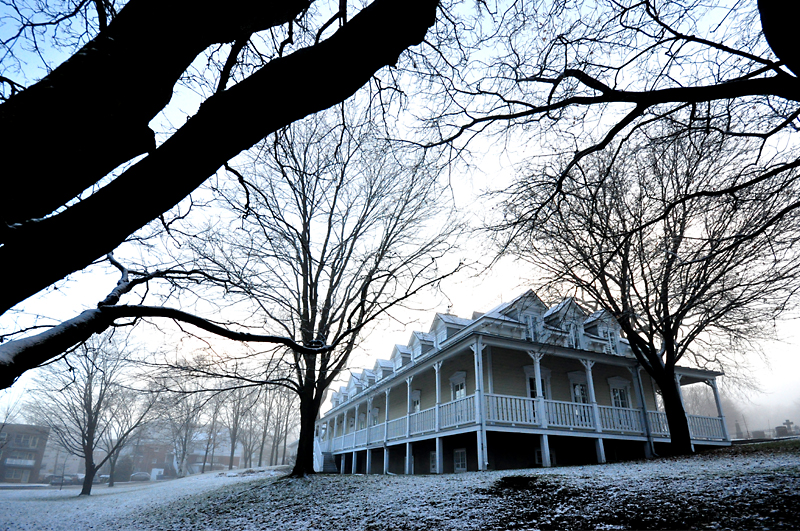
[
  {"x1": 433, "y1": 313, "x2": 474, "y2": 327},
  {"x1": 373, "y1": 359, "x2": 393, "y2": 369},
  {"x1": 543, "y1": 297, "x2": 587, "y2": 322},
  {"x1": 411, "y1": 331, "x2": 434, "y2": 343},
  {"x1": 391, "y1": 344, "x2": 411, "y2": 357},
  {"x1": 497, "y1": 289, "x2": 548, "y2": 317},
  {"x1": 584, "y1": 309, "x2": 619, "y2": 329}
]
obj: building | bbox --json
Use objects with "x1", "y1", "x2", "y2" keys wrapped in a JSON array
[
  {"x1": 0, "y1": 424, "x2": 50, "y2": 483},
  {"x1": 314, "y1": 290, "x2": 730, "y2": 474}
]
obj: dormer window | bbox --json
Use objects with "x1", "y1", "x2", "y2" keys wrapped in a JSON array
[
  {"x1": 525, "y1": 315, "x2": 540, "y2": 342},
  {"x1": 568, "y1": 323, "x2": 580, "y2": 349}
]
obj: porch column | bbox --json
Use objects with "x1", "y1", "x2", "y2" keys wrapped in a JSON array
[
  {"x1": 352, "y1": 450, "x2": 357, "y2": 474},
  {"x1": 354, "y1": 403, "x2": 361, "y2": 445},
  {"x1": 629, "y1": 366, "x2": 654, "y2": 458},
  {"x1": 340, "y1": 454, "x2": 345, "y2": 475},
  {"x1": 581, "y1": 359, "x2": 606, "y2": 464},
  {"x1": 384, "y1": 445, "x2": 390, "y2": 475},
  {"x1": 406, "y1": 376, "x2": 414, "y2": 438},
  {"x1": 333, "y1": 415, "x2": 339, "y2": 442},
  {"x1": 383, "y1": 388, "x2": 391, "y2": 444},
  {"x1": 540, "y1": 434, "x2": 551, "y2": 468},
  {"x1": 436, "y1": 436, "x2": 443, "y2": 474},
  {"x1": 471, "y1": 336, "x2": 488, "y2": 471},
  {"x1": 366, "y1": 398, "x2": 374, "y2": 475},
  {"x1": 528, "y1": 351, "x2": 548, "y2": 428},
  {"x1": 434, "y1": 361, "x2": 442, "y2": 432},
  {"x1": 405, "y1": 442, "x2": 412, "y2": 474},
  {"x1": 707, "y1": 378, "x2": 730, "y2": 441},
  {"x1": 486, "y1": 346, "x2": 494, "y2": 394}
]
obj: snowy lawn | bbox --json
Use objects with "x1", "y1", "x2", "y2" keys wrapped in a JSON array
[{"x1": 2, "y1": 442, "x2": 799, "y2": 530}]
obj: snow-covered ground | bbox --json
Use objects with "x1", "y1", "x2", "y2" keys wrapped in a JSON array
[{"x1": 2, "y1": 443, "x2": 799, "y2": 530}]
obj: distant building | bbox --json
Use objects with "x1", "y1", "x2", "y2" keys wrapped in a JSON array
[{"x1": 0, "y1": 424, "x2": 49, "y2": 483}]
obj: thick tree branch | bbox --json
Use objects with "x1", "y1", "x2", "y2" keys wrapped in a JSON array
[{"x1": 0, "y1": 0, "x2": 440, "y2": 316}]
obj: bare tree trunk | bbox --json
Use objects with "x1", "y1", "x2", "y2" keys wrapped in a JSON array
[
  {"x1": 281, "y1": 405, "x2": 290, "y2": 465},
  {"x1": 258, "y1": 394, "x2": 273, "y2": 467},
  {"x1": 657, "y1": 373, "x2": 694, "y2": 456},
  {"x1": 290, "y1": 388, "x2": 319, "y2": 476}
]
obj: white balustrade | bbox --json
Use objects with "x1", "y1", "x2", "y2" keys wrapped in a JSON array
[
  {"x1": 344, "y1": 432, "x2": 355, "y2": 449},
  {"x1": 688, "y1": 414, "x2": 726, "y2": 440},
  {"x1": 545, "y1": 399, "x2": 595, "y2": 429},
  {"x1": 333, "y1": 436, "x2": 344, "y2": 451},
  {"x1": 355, "y1": 428, "x2": 367, "y2": 447},
  {"x1": 647, "y1": 411, "x2": 670, "y2": 437},
  {"x1": 439, "y1": 395, "x2": 476, "y2": 428},
  {"x1": 598, "y1": 405, "x2": 645, "y2": 433},
  {"x1": 485, "y1": 394, "x2": 538, "y2": 425},
  {"x1": 409, "y1": 406, "x2": 436, "y2": 435},
  {"x1": 368, "y1": 423, "x2": 384, "y2": 444},
  {"x1": 387, "y1": 417, "x2": 406, "y2": 440}
]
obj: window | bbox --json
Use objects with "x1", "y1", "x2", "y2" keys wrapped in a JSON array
[
  {"x1": 13, "y1": 434, "x2": 38, "y2": 448},
  {"x1": 410, "y1": 390, "x2": 421, "y2": 413},
  {"x1": 524, "y1": 365, "x2": 552, "y2": 399},
  {"x1": 572, "y1": 383, "x2": 589, "y2": 404},
  {"x1": 525, "y1": 315, "x2": 539, "y2": 342},
  {"x1": 430, "y1": 451, "x2": 437, "y2": 473},
  {"x1": 612, "y1": 388, "x2": 629, "y2": 409},
  {"x1": 436, "y1": 326, "x2": 448, "y2": 346},
  {"x1": 601, "y1": 328, "x2": 617, "y2": 355},
  {"x1": 608, "y1": 377, "x2": 632, "y2": 409},
  {"x1": 5, "y1": 468, "x2": 23, "y2": 480},
  {"x1": 358, "y1": 413, "x2": 366, "y2": 430},
  {"x1": 454, "y1": 448, "x2": 467, "y2": 473},
  {"x1": 567, "y1": 323, "x2": 580, "y2": 349},
  {"x1": 370, "y1": 408, "x2": 380, "y2": 426},
  {"x1": 450, "y1": 371, "x2": 467, "y2": 400}
]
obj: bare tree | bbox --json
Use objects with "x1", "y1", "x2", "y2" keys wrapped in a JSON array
[
  {"x1": 100, "y1": 388, "x2": 154, "y2": 487},
  {"x1": 148, "y1": 106, "x2": 465, "y2": 476},
  {"x1": 155, "y1": 383, "x2": 206, "y2": 478},
  {"x1": 498, "y1": 129, "x2": 800, "y2": 453},
  {"x1": 26, "y1": 334, "x2": 154, "y2": 494},
  {"x1": 220, "y1": 387, "x2": 259, "y2": 470}
]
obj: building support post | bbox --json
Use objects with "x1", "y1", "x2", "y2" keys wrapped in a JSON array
[
  {"x1": 630, "y1": 366, "x2": 654, "y2": 458},
  {"x1": 539, "y1": 434, "x2": 551, "y2": 468},
  {"x1": 471, "y1": 336, "x2": 488, "y2": 471},
  {"x1": 581, "y1": 359, "x2": 606, "y2": 464},
  {"x1": 434, "y1": 361, "x2": 442, "y2": 433},
  {"x1": 340, "y1": 454, "x2": 346, "y2": 475},
  {"x1": 351, "y1": 450, "x2": 357, "y2": 474},
  {"x1": 406, "y1": 376, "x2": 414, "y2": 439},
  {"x1": 405, "y1": 442, "x2": 412, "y2": 475},
  {"x1": 707, "y1": 378, "x2": 730, "y2": 441},
  {"x1": 366, "y1": 448, "x2": 372, "y2": 475},
  {"x1": 528, "y1": 351, "x2": 548, "y2": 429},
  {"x1": 436, "y1": 436, "x2": 443, "y2": 474}
]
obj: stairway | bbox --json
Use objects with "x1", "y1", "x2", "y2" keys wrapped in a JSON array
[{"x1": 321, "y1": 452, "x2": 339, "y2": 473}]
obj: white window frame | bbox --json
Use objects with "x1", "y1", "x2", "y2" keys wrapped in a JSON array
[
  {"x1": 607, "y1": 377, "x2": 633, "y2": 409},
  {"x1": 410, "y1": 390, "x2": 421, "y2": 413},
  {"x1": 523, "y1": 365, "x2": 552, "y2": 399},
  {"x1": 567, "y1": 323, "x2": 581, "y2": 349},
  {"x1": 454, "y1": 448, "x2": 467, "y2": 473},
  {"x1": 568, "y1": 371, "x2": 589, "y2": 403},
  {"x1": 358, "y1": 412, "x2": 367, "y2": 430},
  {"x1": 525, "y1": 314, "x2": 540, "y2": 342},
  {"x1": 449, "y1": 371, "x2": 467, "y2": 401},
  {"x1": 370, "y1": 407, "x2": 380, "y2": 426}
]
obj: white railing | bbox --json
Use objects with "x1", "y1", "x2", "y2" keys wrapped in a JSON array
[
  {"x1": 410, "y1": 406, "x2": 436, "y2": 435},
  {"x1": 344, "y1": 432, "x2": 355, "y2": 449},
  {"x1": 387, "y1": 417, "x2": 406, "y2": 440},
  {"x1": 647, "y1": 411, "x2": 670, "y2": 437},
  {"x1": 368, "y1": 423, "x2": 384, "y2": 444},
  {"x1": 333, "y1": 436, "x2": 344, "y2": 451},
  {"x1": 318, "y1": 437, "x2": 331, "y2": 453},
  {"x1": 485, "y1": 394, "x2": 538, "y2": 425},
  {"x1": 313, "y1": 437, "x2": 324, "y2": 473},
  {"x1": 355, "y1": 428, "x2": 367, "y2": 447},
  {"x1": 545, "y1": 399, "x2": 595, "y2": 429},
  {"x1": 439, "y1": 395, "x2": 476, "y2": 428},
  {"x1": 688, "y1": 414, "x2": 726, "y2": 440},
  {"x1": 598, "y1": 405, "x2": 644, "y2": 433}
]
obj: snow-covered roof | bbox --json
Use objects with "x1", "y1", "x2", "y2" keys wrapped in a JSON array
[
  {"x1": 435, "y1": 313, "x2": 474, "y2": 327},
  {"x1": 411, "y1": 331, "x2": 434, "y2": 343}
]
